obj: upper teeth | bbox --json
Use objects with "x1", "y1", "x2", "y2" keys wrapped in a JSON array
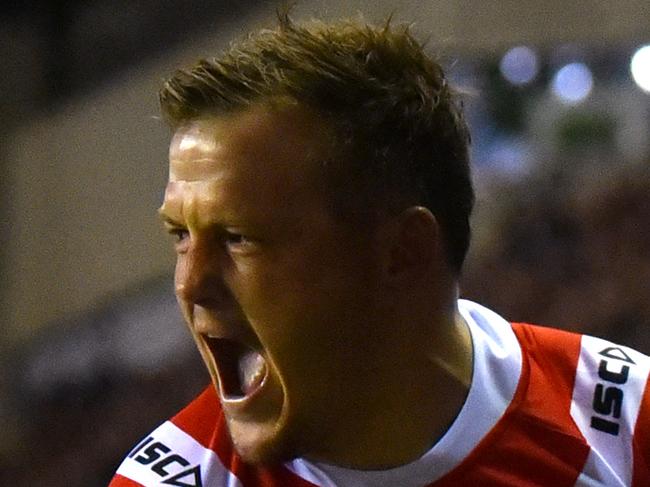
[{"x1": 238, "y1": 351, "x2": 266, "y2": 395}]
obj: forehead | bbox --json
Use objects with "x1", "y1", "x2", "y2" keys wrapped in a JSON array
[
  {"x1": 169, "y1": 105, "x2": 334, "y2": 181},
  {"x1": 163, "y1": 105, "x2": 336, "y2": 222}
]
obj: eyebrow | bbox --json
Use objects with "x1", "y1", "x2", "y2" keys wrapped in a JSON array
[{"x1": 157, "y1": 208, "x2": 182, "y2": 226}]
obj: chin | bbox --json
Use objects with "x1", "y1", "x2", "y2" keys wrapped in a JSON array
[{"x1": 227, "y1": 415, "x2": 299, "y2": 465}]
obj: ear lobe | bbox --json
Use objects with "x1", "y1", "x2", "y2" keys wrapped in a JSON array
[{"x1": 386, "y1": 206, "x2": 440, "y2": 283}]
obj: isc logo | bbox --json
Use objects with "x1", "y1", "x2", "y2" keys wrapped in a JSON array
[
  {"x1": 128, "y1": 436, "x2": 203, "y2": 486},
  {"x1": 590, "y1": 346, "x2": 636, "y2": 436}
]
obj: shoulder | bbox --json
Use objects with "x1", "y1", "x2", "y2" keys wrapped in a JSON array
[
  {"x1": 511, "y1": 322, "x2": 650, "y2": 420},
  {"x1": 563, "y1": 329, "x2": 650, "y2": 485},
  {"x1": 108, "y1": 386, "x2": 238, "y2": 487},
  {"x1": 510, "y1": 322, "x2": 650, "y2": 434},
  {"x1": 109, "y1": 386, "x2": 320, "y2": 486},
  {"x1": 511, "y1": 322, "x2": 584, "y2": 382},
  {"x1": 458, "y1": 301, "x2": 650, "y2": 484},
  {"x1": 512, "y1": 322, "x2": 650, "y2": 486}
]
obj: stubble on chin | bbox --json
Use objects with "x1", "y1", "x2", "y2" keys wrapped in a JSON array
[
  {"x1": 227, "y1": 421, "x2": 302, "y2": 466},
  {"x1": 224, "y1": 402, "x2": 305, "y2": 466}
]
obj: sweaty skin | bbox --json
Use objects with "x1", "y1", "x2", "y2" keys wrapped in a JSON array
[{"x1": 159, "y1": 103, "x2": 472, "y2": 468}]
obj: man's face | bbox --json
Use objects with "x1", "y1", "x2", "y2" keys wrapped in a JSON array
[{"x1": 159, "y1": 105, "x2": 386, "y2": 463}]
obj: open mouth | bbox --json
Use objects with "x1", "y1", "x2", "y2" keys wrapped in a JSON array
[{"x1": 204, "y1": 337, "x2": 267, "y2": 400}]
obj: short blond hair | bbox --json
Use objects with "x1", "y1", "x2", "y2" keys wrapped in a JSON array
[{"x1": 159, "y1": 12, "x2": 474, "y2": 272}]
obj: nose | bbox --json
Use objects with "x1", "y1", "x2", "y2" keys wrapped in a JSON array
[{"x1": 175, "y1": 238, "x2": 229, "y2": 307}]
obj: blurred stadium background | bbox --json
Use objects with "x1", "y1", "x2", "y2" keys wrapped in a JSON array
[{"x1": 0, "y1": 1, "x2": 648, "y2": 485}]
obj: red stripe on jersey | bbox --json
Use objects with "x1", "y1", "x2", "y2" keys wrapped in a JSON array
[
  {"x1": 170, "y1": 386, "x2": 242, "y2": 478},
  {"x1": 170, "y1": 386, "x2": 221, "y2": 449},
  {"x1": 633, "y1": 375, "x2": 650, "y2": 486},
  {"x1": 108, "y1": 473, "x2": 144, "y2": 487},
  {"x1": 511, "y1": 324, "x2": 584, "y2": 436},
  {"x1": 433, "y1": 323, "x2": 590, "y2": 486},
  {"x1": 170, "y1": 385, "x2": 317, "y2": 486}
]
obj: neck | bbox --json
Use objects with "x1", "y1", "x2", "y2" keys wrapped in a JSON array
[{"x1": 306, "y1": 304, "x2": 473, "y2": 470}]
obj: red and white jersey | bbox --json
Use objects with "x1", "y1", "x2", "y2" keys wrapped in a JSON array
[{"x1": 110, "y1": 300, "x2": 650, "y2": 486}]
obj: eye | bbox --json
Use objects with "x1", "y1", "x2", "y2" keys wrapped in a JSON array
[
  {"x1": 169, "y1": 228, "x2": 189, "y2": 243},
  {"x1": 223, "y1": 231, "x2": 257, "y2": 253},
  {"x1": 225, "y1": 232, "x2": 247, "y2": 244},
  {"x1": 166, "y1": 226, "x2": 190, "y2": 252}
]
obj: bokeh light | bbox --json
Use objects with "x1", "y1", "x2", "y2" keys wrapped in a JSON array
[
  {"x1": 631, "y1": 45, "x2": 650, "y2": 93},
  {"x1": 499, "y1": 46, "x2": 540, "y2": 86},
  {"x1": 551, "y1": 62, "x2": 593, "y2": 105}
]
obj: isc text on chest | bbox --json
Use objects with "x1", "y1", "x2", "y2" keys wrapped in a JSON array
[
  {"x1": 590, "y1": 346, "x2": 637, "y2": 436},
  {"x1": 128, "y1": 435, "x2": 204, "y2": 487}
]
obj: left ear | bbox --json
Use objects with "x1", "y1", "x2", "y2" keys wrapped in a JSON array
[{"x1": 384, "y1": 206, "x2": 442, "y2": 285}]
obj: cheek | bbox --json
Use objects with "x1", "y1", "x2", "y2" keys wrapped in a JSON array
[
  {"x1": 245, "y1": 262, "x2": 369, "y2": 355},
  {"x1": 173, "y1": 257, "x2": 195, "y2": 320},
  {"x1": 173, "y1": 261, "x2": 182, "y2": 293},
  {"x1": 173, "y1": 254, "x2": 187, "y2": 289},
  {"x1": 231, "y1": 234, "x2": 378, "y2": 338}
]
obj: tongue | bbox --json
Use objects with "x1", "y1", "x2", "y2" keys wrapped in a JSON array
[{"x1": 238, "y1": 350, "x2": 266, "y2": 396}]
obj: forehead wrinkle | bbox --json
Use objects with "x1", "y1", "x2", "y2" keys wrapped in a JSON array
[
  {"x1": 169, "y1": 124, "x2": 228, "y2": 182},
  {"x1": 169, "y1": 157, "x2": 228, "y2": 182},
  {"x1": 182, "y1": 185, "x2": 227, "y2": 229},
  {"x1": 189, "y1": 181, "x2": 253, "y2": 231},
  {"x1": 182, "y1": 194, "x2": 201, "y2": 228},
  {"x1": 166, "y1": 107, "x2": 339, "y2": 231},
  {"x1": 160, "y1": 180, "x2": 218, "y2": 226},
  {"x1": 171, "y1": 121, "x2": 221, "y2": 153}
]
